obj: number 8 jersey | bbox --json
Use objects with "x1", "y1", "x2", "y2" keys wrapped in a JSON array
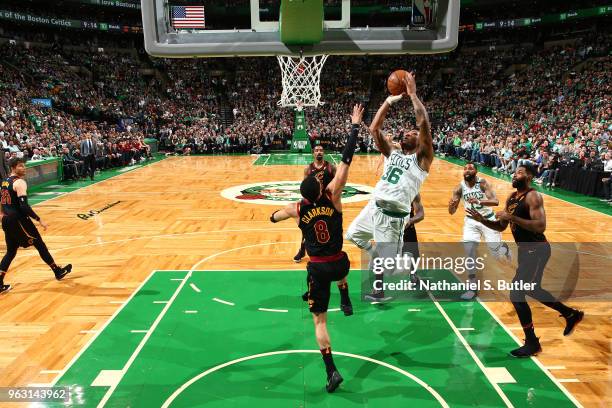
[
  {"x1": 298, "y1": 192, "x2": 343, "y2": 257},
  {"x1": 375, "y1": 150, "x2": 428, "y2": 214}
]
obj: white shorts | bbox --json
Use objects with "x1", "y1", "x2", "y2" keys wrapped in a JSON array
[
  {"x1": 463, "y1": 216, "x2": 504, "y2": 254},
  {"x1": 345, "y1": 200, "x2": 407, "y2": 254}
]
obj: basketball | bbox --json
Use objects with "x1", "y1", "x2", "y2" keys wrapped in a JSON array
[
  {"x1": 2, "y1": 0, "x2": 608, "y2": 406},
  {"x1": 387, "y1": 70, "x2": 409, "y2": 95}
]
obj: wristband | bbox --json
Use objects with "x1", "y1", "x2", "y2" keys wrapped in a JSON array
[{"x1": 270, "y1": 210, "x2": 279, "y2": 223}]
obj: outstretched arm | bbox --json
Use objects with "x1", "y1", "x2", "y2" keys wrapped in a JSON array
[
  {"x1": 369, "y1": 95, "x2": 402, "y2": 157},
  {"x1": 327, "y1": 104, "x2": 365, "y2": 205},
  {"x1": 403, "y1": 73, "x2": 433, "y2": 172},
  {"x1": 467, "y1": 207, "x2": 509, "y2": 232},
  {"x1": 270, "y1": 202, "x2": 299, "y2": 223}
]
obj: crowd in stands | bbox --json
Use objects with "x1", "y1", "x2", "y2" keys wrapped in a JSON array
[
  {"x1": 433, "y1": 33, "x2": 611, "y2": 201},
  {"x1": 0, "y1": 24, "x2": 610, "y2": 200}
]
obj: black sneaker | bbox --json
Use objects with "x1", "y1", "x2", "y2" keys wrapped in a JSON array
[
  {"x1": 340, "y1": 303, "x2": 353, "y2": 316},
  {"x1": 0, "y1": 284, "x2": 12, "y2": 295},
  {"x1": 510, "y1": 338, "x2": 541, "y2": 358},
  {"x1": 293, "y1": 246, "x2": 306, "y2": 263},
  {"x1": 55, "y1": 264, "x2": 72, "y2": 281},
  {"x1": 326, "y1": 370, "x2": 343, "y2": 393},
  {"x1": 563, "y1": 310, "x2": 584, "y2": 336},
  {"x1": 364, "y1": 290, "x2": 392, "y2": 302},
  {"x1": 301, "y1": 291, "x2": 309, "y2": 302}
]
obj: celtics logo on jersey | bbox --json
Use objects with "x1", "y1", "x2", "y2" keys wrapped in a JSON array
[{"x1": 221, "y1": 181, "x2": 374, "y2": 206}]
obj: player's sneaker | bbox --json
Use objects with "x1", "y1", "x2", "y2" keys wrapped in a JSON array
[
  {"x1": 364, "y1": 290, "x2": 392, "y2": 302},
  {"x1": 501, "y1": 242, "x2": 513, "y2": 262},
  {"x1": 340, "y1": 303, "x2": 353, "y2": 316},
  {"x1": 460, "y1": 290, "x2": 477, "y2": 300},
  {"x1": 326, "y1": 370, "x2": 343, "y2": 393},
  {"x1": 301, "y1": 291, "x2": 309, "y2": 301},
  {"x1": 55, "y1": 264, "x2": 72, "y2": 280},
  {"x1": 509, "y1": 338, "x2": 541, "y2": 358},
  {"x1": 563, "y1": 310, "x2": 584, "y2": 336},
  {"x1": 293, "y1": 246, "x2": 306, "y2": 263},
  {"x1": 0, "y1": 284, "x2": 12, "y2": 295}
]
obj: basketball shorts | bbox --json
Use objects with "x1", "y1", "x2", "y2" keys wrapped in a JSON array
[
  {"x1": 1, "y1": 216, "x2": 41, "y2": 248},
  {"x1": 306, "y1": 252, "x2": 350, "y2": 314},
  {"x1": 513, "y1": 242, "x2": 551, "y2": 288},
  {"x1": 345, "y1": 200, "x2": 407, "y2": 255},
  {"x1": 463, "y1": 216, "x2": 507, "y2": 257}
]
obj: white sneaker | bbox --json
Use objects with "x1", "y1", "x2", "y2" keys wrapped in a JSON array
[{"x1": 460, "y1": 290, "x2": 477, "y2": 300}]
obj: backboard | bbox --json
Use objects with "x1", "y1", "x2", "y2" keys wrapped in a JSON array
[{"x1": 141, "y1": 1, "x2": 460, "y2": 58}]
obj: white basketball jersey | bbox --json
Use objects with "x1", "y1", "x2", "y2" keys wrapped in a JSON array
[
  {"x1": 374, "y1": 149, "x2": 428, "y2": 213},
  {"x1": 461, "y1": 178, "x2": 495, "y2": 220}
]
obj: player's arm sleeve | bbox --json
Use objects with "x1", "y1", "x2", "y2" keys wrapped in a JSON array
[
  {"x1": 18, "y1": 196, "x2": 41, "y2": 221},
  {"x1": 341, "y1": 124, "x2": 360, "y2": 165}
]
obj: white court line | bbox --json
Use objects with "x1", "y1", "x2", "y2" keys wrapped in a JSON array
[
  {"x1": 431, "y1": 295, "x2": 514, "y2": 407},
  {"x1": 189, "y1": 283, "x2": 201, "y2": 293},
  {"x1": 170, "y1": 278, "x2": 184, "y2": 282},
  {"x1": 161, "y1": 350, "x2": 449, "y2": 408},
  {"x1": 51, "y1": 270, "x2": 158, "y2": 386},
  {"x1": 478, "y1": 301, "x2": 584, "y2": 408},
  {"x1": 184, "y1": 310, "x2": 198, "y2": 314},
  {"x1": 407, "y1": 308, "x2": 421, "y2": 312},
  {"x1": 95, "y1": 241, "x2": 295, "y2": 407},
  {"x1": 212, "y1": 298, "x2": 235, "y2": 306},
  {"x1": 153, "y1": 301, "x2": 169, "y2": 304},
  {"x1": 458, "y1": 327, "x2": 475, "y2": 331},
  {"x1": 328, "y1": 308, "x2": 341, "y2": 312},
  {"x1": 262, "y1": 154, "x2": 271, "y2": 166},
  {"x1": 130, "y1": 330, "x2": 148, "y2": 334},
  {"x1": 258, "y1": 308, "x2": 288, "y2": 313}
]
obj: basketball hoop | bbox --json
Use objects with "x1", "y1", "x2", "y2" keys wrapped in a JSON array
[{"x1": 277, "y1": 54, "x2": 328, "y2": 108}]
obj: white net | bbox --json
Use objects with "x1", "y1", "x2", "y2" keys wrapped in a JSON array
[{"x1": 276, "y1": 55, "x2": 329, "y2": 107}]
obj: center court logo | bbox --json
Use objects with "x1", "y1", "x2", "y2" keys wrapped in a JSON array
[{"x1": 221, "y1": 181, "x2": 374, "y2": 205}]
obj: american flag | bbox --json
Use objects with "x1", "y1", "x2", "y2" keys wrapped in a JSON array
[{"x1": 171, "y1": 6, "x2": 205, "y2": 29}]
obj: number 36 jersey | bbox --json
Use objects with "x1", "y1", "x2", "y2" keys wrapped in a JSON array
[
  {"x1": 374, "y1": 149, "x2": 428, "y2": 214},
  {"x1": 298, "y1": 192, "x2": 343, "y2": 257}
]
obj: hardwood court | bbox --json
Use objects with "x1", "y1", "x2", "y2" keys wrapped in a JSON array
[{"x1": 0, "y1": 155, "x2": 609, "y2": 407}]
